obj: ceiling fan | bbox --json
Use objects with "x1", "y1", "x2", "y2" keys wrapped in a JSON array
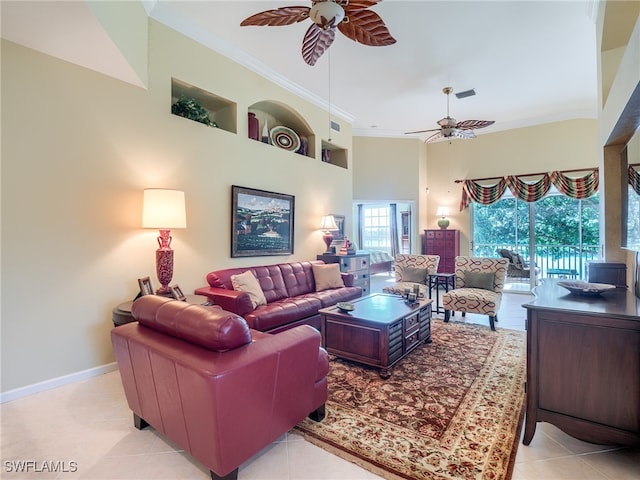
[
  {"x1": 240, "y1": 0, "x2": 396, "y2": 66},
  {"x1": 406, "y1": 87, "x2": 495, "y2": 143}
]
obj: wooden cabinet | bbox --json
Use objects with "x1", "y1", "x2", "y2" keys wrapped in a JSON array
[
  {"x1": 317, "y1": 253, "x2": 370, "y2": 295},
  {"x1": 423, "y1": 229, "x2": 460, "y2": 273},
  {"x1": 523, "y1": 280, "x2": 640, "y2": 447}
]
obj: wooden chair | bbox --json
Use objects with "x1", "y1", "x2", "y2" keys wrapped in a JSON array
[
  {"x1": 441, "y1": 256, "x2": 508, "y2": 331},
  {"x1": 382, "y1": 254, "x2": 440, "y2": 298}
]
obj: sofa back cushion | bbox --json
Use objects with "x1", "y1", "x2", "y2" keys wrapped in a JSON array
[
  {"x1": 207, "y1": 267, "x2": 251, "y2": 289},
  {"x1": 131, "y1": 295, "x2": 251, "y2": 352},
  {"x1": 251, "y1": 264, "x2": 288, "y2": 303},
  {"x1": 279, "y1": 261, "x2": 317, "y2": 297}
]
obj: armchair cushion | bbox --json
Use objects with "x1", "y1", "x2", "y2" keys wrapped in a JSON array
[
  {"x1": 462, "y1": 271, "x2": 495, "y2": 291},
  {"x1": 231, "y1": 270, "x2": 267, "y2": 309},
  {"x1": 312, "y1": 263, "x2": 345, "y2": 291},
  {"x1": 399, "y1": 266, "x2": 428, "y2": 284}
]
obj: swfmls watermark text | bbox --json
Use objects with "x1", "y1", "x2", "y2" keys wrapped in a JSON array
[{"x1": 4, "y1": 460, "x2": 78, "y2": 474}]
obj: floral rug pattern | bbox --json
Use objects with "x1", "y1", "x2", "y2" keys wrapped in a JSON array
[{"x1": 296, "y1": 321, "x2": 526, "y2": 480}]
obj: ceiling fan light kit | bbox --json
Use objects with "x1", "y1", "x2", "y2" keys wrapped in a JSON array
[
  {"x1": 240, "y1": 0, "x2": 396, "y2": 66},
  {"x1": 405, "y1": 87, "x2": 495, "y2": 143},
  {"x1": 309, "y1": 1, "x2": 345, "y2": 28}
]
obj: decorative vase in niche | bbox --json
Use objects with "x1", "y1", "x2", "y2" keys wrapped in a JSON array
[
  {"x1": 248, "y1": 112, "x2": 259, "y2": 141},
  {"x1": 297, "y1": 136, "x2": 309, "y2": 156},
  {"x1": 262, "y1": 120, "x2": 270, "y2": 144}
]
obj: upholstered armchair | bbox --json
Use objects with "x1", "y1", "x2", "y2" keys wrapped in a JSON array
[
  {"x1": 441, "y1": 256, "x2": 509, "y2": 331},
  {"x1": 382, "y1": 254, "x2": 440, "y2": 298}
]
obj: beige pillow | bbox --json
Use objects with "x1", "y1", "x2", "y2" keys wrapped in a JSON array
[
  {"x1": 313, "y1": 263, "x2": 345, "y2": 292},
  {"x1": 230, "y1": 270, "x2": 267, "y2": 309}
]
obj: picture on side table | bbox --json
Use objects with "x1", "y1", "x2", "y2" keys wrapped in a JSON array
[
  {"x1": 231, "y1": 185, "x2": 294, "y2": 257},
  {"x1": 137, "y1": 276, "x2": 153, "y2": 296},
  {"x1": 169, "y1": 284, "x2": 186, "y2": 301}
]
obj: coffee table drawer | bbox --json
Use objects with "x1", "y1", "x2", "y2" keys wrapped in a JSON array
[
  {"x1": 405, "y1": 329, "x2": 421, "y2": 351},
  {"x1": 404, "y1": 312, "x2": 420, "y2": 333}
]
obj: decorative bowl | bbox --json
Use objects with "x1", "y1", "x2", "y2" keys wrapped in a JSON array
[
  {"x1": 270, "y1": 126, "x2": 301, "y2": 152},
  {"x1": 557, "y1": 280, "x2": 616, "y2": 296},
  {"x1": 336, "y1": 302, "x2": 354, "y2": 313}
]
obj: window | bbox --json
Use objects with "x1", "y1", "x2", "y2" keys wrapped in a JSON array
[
  {"x1": 362, "y1": 206, "x2": 391, "y2": 250},
  {"x1": 472, "y1": 191, "x2": 600, "y2": 289}
]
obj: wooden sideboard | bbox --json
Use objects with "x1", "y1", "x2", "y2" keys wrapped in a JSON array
[
  {"x1": 423, "y1": 229, "x2": 460, "y2": 273},
  {"x1": 522, "y1": 280, "x2": 640, "y2": 447}
]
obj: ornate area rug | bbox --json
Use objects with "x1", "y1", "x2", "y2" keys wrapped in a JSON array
[{"x1": 295, "y1": 321, "x2": 526, "y2": 480}]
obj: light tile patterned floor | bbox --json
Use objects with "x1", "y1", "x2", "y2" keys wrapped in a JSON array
[{"x1": 1, "y1": 274, "x2": 638, "y2": 479}]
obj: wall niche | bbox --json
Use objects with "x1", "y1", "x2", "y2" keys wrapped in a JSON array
[
  {"x1": 171, "y1": 78, "x2": 237, "y2": 134},
  {"x1": 249, "y1": 100, "x2": 315, "y2": 158}
]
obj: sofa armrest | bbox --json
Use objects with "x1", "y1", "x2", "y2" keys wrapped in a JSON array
[
  {"x1": 194, "y1": 286, "x2": 254, "y2": 316},
  {"x1": 341, "y1": 272, "x2": 355, "y2": 287}
]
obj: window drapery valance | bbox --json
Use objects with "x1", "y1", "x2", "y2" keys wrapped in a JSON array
[
  {"x1": 630, "y1": 165, "x2": 640, "y2": 195},
  {"x1": 458, "y1": 168, "x2": 599, "y2": 211}
]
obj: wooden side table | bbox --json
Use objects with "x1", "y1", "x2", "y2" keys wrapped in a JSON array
[{"x1": 112, "y1": 295, "x2": 211, "y2": 327}]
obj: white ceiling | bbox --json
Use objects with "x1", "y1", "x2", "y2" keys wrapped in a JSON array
[{"x1": 1, "y1": 0, "x2": 600, "y2": 139}]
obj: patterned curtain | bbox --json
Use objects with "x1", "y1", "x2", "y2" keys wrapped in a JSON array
[
  {"x1": 459, "y1": 168, "x2": 598, "y2": 210},
  {"x1": 505, "y1": 174, "x2": 551, "y2": 202},
  {"x1": 549, "y1": 170, "x2": 599, "y2": 199},
  {"x1": 629, "y1": 165, "x2": 640, "y2": 195},
  {"x1": 460, "y1": 179, "x2": 507, "y2": 210}
]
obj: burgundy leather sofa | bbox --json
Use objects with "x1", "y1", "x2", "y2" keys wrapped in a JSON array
[
  {"x1": 111, "y1": 295, "x2": 328, "y2": 480},
  {"x1": 195, "y1": 260, "x2": 362, "y2": 333}
]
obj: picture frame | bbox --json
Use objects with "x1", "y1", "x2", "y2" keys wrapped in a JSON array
[
  {"x1": 169, "y1": 284, "x2": 186, "y2": 301},
  {"x1": 137, "y1": 276, "x2": 153, "y2": 296},
  {"x1": 331, "y1": 214, "x2": 345, "y2": 242},
  {"x1": 231, "y1": 185, "x2": 294, "y2": 257}
]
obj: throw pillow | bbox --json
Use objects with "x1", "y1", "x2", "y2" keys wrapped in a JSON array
[
  {"x1": 313, "y1": 263, "x2": 345, "y2": 292},
  {"x1": 463, "y1": 271, "x2": 495, "y2": 291},
  {"x1": 230, "y1": 270, "x2": 267, "y2": 309},
  {"x1": 399, "y1": 266, "x2": 428, "y2": 284}
]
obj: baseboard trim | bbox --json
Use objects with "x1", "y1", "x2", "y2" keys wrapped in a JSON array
[{"x1": 0, "y1": 362, "x2": 118, "y2": 404}]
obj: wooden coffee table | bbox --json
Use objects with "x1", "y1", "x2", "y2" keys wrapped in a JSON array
[{"x1": 319, "y1": 293, "x2": 433, "y2": 378}]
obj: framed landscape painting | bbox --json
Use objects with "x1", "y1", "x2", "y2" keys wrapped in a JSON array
[{"x1": 231, "y1": 185, "x2": 295, "y2": 257}]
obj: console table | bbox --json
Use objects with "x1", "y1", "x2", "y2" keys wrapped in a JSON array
[{"x1": 522, "y1": 280, "x2": 640, "y2": 447}]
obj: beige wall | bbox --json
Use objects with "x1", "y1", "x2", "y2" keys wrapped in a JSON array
[
  {"x1": 1, "y1": 20, "x2": 353, "y2": 393},
  {"x1": 597, "y1": 3, "x2": 640, "y2": 287},
  {"x1": 353, "y1": 120, "x2": 598, "y2": 256},
  {"x1": 352, "y1": 137, "x2": 426, "y2": 252}
]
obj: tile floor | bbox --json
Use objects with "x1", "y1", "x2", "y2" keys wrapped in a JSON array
[{"x1": 1, "y1": 273, "x2": 638, "y2": 479}]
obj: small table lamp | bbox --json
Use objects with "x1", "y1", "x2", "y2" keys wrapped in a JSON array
[
  {"x1": 436, "y1": 206, "x2": 450, "y2": 229},
  {"x1": 142, "y1": 189, "x2": 187, "y2": 295},
  {"x1": 319, "y1": 215, "x2": 339, "y2": 253}
]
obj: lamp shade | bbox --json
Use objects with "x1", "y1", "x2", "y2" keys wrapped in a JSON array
[
  {"x1": 319, "y1": 215, "x2": 338, "y2": 231},
  {"x1": 436, "y1": 206, "x2": 450, "y2": 217},
  {"x1": 142, "y1": 189, "x2": 187, "y2": 229}
]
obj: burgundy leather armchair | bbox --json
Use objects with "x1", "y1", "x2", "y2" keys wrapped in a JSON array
[{"x1": 111, "y1": 295, "x2": 328, "y2": 480}]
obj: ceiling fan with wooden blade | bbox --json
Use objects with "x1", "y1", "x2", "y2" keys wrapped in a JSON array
[
  {"x1": 240, "y1": 0, "x2": 396, "y2": 66},
  {"x1": 405, "y1": 87, "x2": 495, "y2": 143}
]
